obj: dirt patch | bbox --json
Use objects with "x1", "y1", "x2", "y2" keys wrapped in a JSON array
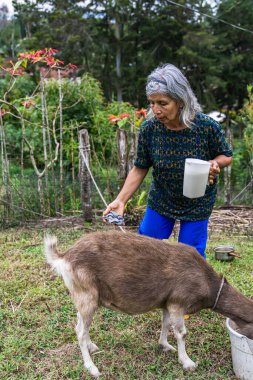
[
  {"x1": 209, "y1": 206, "x2": 253, "y2": 237},
  {"x1": 26, "y1": 206, "x2": 253, "y2": 237}
]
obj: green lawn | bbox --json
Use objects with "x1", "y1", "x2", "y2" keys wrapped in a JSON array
[{"x1": 1, "y1": 224, "x2": 252, "y2": 380}]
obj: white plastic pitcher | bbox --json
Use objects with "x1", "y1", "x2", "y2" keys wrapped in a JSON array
[{"x1": 183, "y1": 158, "x2": 211, "y2": 198}]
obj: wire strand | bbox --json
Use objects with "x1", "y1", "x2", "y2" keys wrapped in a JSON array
[
  {"x1": 1, "y1": 151, "x2": 126, "y2": 232},
  {"x1": 1, "y1": 198, "x2": 50, "y2": 218},
  {"x1": 79, "y1": 148, "x2": 126, "y2": 233},
  {"x1": 166, "y1": 0, "x2": 253, "y2": 35},
  {"x1": 230, "y1": 179, "x2": 253, "y2": 204}
]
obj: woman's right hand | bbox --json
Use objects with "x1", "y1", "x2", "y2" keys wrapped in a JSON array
[{"x1": 103, "y1": 199, "x2": 125, "y2": 219}]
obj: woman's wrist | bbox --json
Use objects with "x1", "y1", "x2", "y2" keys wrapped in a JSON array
[{"x1": 115, "y1": 196, "x2": 127, "y2": 205}]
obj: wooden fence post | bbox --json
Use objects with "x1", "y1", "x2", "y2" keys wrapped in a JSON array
[
  {"x1": 116, "y1": 128, "x2": 128, "y2": 187},
  {"x1": 79, "y1": 129, "x2": 92, "y2": 221},
  {"x1": 128, "y1": 132, "x2": 138, "y2": 174}
]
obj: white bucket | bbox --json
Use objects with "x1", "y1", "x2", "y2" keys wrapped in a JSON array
[
  {"x1": 183, "y1": 158, "x2": 211, "y2": 198},
  {"x1": 226, "y1": 318, "x2": 253, "y2": 380}
]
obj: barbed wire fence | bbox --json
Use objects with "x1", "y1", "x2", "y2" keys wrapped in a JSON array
[{"x1": 0, "y1": 128, "x2": 252, "y2": 227}]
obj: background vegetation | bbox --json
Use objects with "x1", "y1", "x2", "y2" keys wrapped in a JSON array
[
  {"x1": 0, "y1": 0, "x2": 253, "y2": 226},
  {"x1": 1, "y1": 0, "x2": 251, "y2": 108}
]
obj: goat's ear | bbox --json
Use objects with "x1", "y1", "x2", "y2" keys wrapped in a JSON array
[
  {"x1": 232, "y1": 319, "x2": 253, "y2": 340},
  {"x1": 240, "y1": 324, "x2": 253, "y2": 340}
]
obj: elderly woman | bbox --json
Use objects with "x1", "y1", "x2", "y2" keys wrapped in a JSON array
[{"x1": 104, "y1": 64, "x2": 233, "y2": 258}]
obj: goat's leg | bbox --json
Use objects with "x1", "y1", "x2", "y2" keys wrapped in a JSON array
[
  {"x1": 158, "y1": 309, "x2": 176, "y2": 352},
  {"x1": 168, "y1": 304, "x2": 197, "y2": 371},
  {"x1": 77, "y1": 312, "x2": 99, "y2": 354},
  {"x1": 75, "y1": 294, "x2": 100, "y2": 378}
]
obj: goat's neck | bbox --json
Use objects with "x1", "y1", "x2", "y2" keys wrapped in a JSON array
[{"x1": 214, "y1": 282, "x2": 253, "y2": 323}]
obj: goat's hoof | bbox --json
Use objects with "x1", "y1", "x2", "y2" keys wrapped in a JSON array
[
  {"x1": 86, "y1": 365, "x2": 101, "y2": 378},
  {"x1": 182, "y1": 360, "x2": 197, "y2": 371},
  {"x1": 92, "y1": 371, "x2": 101, "y2": 379},
  {"x1": 88, "y1": 342, "x2": 99, "y2": 354},
  {"x1": 159, "y1": 343, "x2": 176, "y2": 352}
]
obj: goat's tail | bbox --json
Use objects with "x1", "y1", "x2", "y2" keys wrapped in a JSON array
[
  {"x1": 44, "y1": 235, "x2": 61, "y2": 269},
  {"x1": 44, "y1": 236, "x2": 73, "y2": 291}
]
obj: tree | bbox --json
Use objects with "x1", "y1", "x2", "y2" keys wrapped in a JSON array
[
  {"x1": 212, "y1": 0, "x2": 253, "y2": 109},
  {"x1": 12, "y1": 0, "x2": 253, "y2": 110},
  {"x1": 0, "y1": 5, "x2": 21, "y2": 59}
]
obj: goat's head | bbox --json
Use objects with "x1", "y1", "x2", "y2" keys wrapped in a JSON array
[{"x1": 233, "y1": 319, "x2": 253, "y2": 340}]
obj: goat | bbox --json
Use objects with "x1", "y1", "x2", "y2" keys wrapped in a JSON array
[{"x1": 44, "y1": 230, "x2": 253, "y2": 378}]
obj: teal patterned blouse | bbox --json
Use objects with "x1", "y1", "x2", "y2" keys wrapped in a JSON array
[{"x1": 134, "y1": 112, "x2": 233, "y2": 221}]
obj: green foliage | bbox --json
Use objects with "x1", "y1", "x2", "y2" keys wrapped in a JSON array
[
  {"x1": 230, "y1": 138, "x2": 251, "y2": 188},
  {"x1": 2, "y1": 0, "x2": 253, "y2": 220},
  {"x1": 3, "y1": 73, "x2": 104, "y2": 167},
  {"x1": 44, "y1": 73, "x2": 104, "y2": 126},
  {"x1": 7, "y1": 0, "x2": 220, "y2": 107},
  {"x1": 10, "y1": 0, "x2": 253, "y2": 109},
  {"x1": 243, "y1": 87, "x2": 253, "y2": 152},
  {"x1": 137, "y1": 190, "x2": 147, "y2": 206},
  {"x1": 0, "y1": 14, "x2": 21, "y2": 58},
  {"x1": 0, "y1": 72, "x2": 36, "y2": 100},
  {"x1": 238, "y1": 85, "x2": 253, "y2": 174},
  {"x1": 214, "y1": 0, "x2": 253, "y2": 108},
  {"x1": 92, "y1": 100, "x2": 136, "y2": 161},
  {"x1": 0, "y1": 53, "x2": 147, "y2": 222},
  {"x1": 177, "y1": 30, "x2": 225, "y2": 110}
]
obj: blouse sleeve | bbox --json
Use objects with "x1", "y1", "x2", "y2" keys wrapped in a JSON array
[
  {"x1": 134, "y1": 122, "x2": 152, "y2": 169},
  {"x1": 208, "y1": 120, "x2": 233, "y2": 158}
]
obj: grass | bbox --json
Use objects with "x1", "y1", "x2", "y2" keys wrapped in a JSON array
[{"x1": 1, "y1": 224, "x2": 253, "y2": 379}]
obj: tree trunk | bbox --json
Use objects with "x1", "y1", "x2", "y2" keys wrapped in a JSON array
[
  {"x1": 115, "y1": 21, "x2": 122, "y2": 101},
  {"x1": 44, "y1": 85, "x2": 58, "y2": 214},
  {"x1": 0, "y1": 115, "x2": 12, "y2": 223},
  {"x1": 21, "y1": 117, "x2": 25, "y2": 211},
  {"x1": 71, "y1": 125, "x2": 76, "y2": 211},
  {"x1": 224, "y1": 116, "x2": 233, "y2": 205},
  {"x1": 79, "y1": 129, "x2": 92, "y2": 221},
  {"x1": 58, "y1": 69, "x2": 64, "y2": 214},
  {"x1": 37, "y1": 176, "x2": 45, "y2": 215},
  {"x1": 41, "y1": 76, "x2": 50, "y2": 215}
]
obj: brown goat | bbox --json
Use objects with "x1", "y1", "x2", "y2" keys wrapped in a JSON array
[{"x1": 44, "y1": 230, "x2": 253, "y2": 378}]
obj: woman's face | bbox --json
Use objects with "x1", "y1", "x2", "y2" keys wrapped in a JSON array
[{"x1": 148, "y1": 93, "x2": 181, "y2": 126}]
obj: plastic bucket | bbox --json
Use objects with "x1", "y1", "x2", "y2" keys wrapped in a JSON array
[
  {"x1": 226, "y1": 318, "x2": 253, "y2": 380},
  {"x1": 183, "y1": 158, "x2": 211, "y2": 198}
]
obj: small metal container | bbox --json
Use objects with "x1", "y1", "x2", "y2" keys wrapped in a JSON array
[{"x1": 213, "y1": 245, "x2": 239, "y2": 262}]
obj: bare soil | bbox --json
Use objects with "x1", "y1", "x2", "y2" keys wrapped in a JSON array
[{"x1": 26, "y1": 205, "x2": 253, "y2": 237}]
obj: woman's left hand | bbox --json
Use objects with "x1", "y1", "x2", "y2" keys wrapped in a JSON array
[{"x1": 208, "y1": 160, "x2": 220, "y2": 185}]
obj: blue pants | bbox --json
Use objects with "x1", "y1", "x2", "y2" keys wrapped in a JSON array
[{"x1": 138, "y1": 207, "x2": 208, "y2": 258}]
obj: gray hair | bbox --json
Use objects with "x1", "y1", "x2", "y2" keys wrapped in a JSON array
[{"x1": 146, "y1": 64, "x2": 202, "y2": 128}]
